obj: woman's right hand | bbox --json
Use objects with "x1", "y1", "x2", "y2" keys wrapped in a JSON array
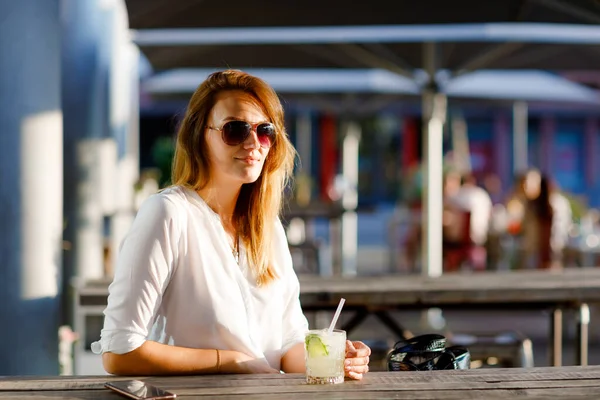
[{"x1": 229, "y1": 351, "x2": 281, "y2": 374}]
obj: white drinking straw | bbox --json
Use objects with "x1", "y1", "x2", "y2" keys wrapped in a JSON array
[{"x1": 327, "y1": 298, "x2": 346, "y2": 334}]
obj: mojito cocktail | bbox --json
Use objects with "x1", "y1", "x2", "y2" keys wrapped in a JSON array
[{"x1": 304, "y1": 329, "x2": 346, "y2": 384}]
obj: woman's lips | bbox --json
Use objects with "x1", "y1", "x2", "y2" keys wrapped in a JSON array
[{"x1": 237, "y1": 157, "x2": 260, "y2": 165}]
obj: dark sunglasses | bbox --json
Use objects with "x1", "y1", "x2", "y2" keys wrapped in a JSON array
[{"x1": 208, "y1": 120, "x2": 276, "y2": 148}]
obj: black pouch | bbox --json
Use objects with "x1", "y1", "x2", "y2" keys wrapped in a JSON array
[{"x1": 387, "y1": 334, "x2": 470, "y2": 371}]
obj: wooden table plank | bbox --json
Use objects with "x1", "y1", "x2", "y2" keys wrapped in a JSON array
[
  {"x1": 4, "y1": 366, "x2": 600, "y2": 391},
  {"x1": 78, "y1": 268, "x2": 600, "y2": 296},
  {"x1": 298, "y1": 268, "x2": 600, "y2": 307},
  {"x1": 163, "y1": 380, "x2": 600, "y2": 396},
  {"x1": 180, "y1": 390, "x2": 600, "y2": 400},
  {"x1": 299, "y1": 269, "x2": 600, "y2": 293},
  {"x1": 2, "y1": 389, "x2": 599, "y2": 400},
  {"x1": 76, "y1": 268, "x2": 600, "y2": 312},
  {"x1": 2, "y1": 366, "x2": 600, "y2": 400}
]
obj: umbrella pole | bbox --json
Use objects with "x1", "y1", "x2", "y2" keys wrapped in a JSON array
[
  {"x1": 421, "y1": 43, "x2": 446, "y2": 278},
  {"x1": 421, "y1": 89, "x2": 447, "y2": 278},
  {"x1": 513, "y1": 100, "x2": 529, "y2": 174}
]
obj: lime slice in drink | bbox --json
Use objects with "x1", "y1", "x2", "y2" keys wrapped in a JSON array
[{"x1": 305, "y1": 334, "x2": 329, "y2": 357}]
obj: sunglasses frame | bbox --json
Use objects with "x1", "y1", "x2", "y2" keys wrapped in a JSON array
[{"x1": 208, "y1": 120, "x2": 276, "y2": 148}]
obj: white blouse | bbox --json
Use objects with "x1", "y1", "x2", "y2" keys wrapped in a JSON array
[{"x1": 91, "y1": 186, "x2": 309, "y2": 370}]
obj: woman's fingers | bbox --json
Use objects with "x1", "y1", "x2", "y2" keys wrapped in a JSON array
[
  {"x1": 345, "y1": 356, "x2": 370, "y2": 367},
  {"x1": 352, "y1": 341, "x2": 372, "y2": 357},
  {"x1": 345, "y1": 355, "x2": 369, "y2": 380},
  {"x1": 347, "y1": 371, "x2": 362, "y2": 380},
  {"x1": 345, "y1": 363, "x2": 369, "y2": 374},
  {"x1": 345, "y1": 340, "x2": 357, "y2": 355},
  {"x1": 344, "y1": 340, "x2": 371, "y2": 380},
  {"x1": 347, "y1": 340, "x2": 371, "y2": 358},
  {"x1": 345, "y1": 364, "x2": 369, "y2": 380}
]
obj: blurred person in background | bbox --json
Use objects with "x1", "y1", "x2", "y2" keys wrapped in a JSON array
[
  {"x1": 454, "y1": 174, "x2": 493, "y2": 250},
  {"x1": 483, "y1": 173, "x2": 508, "y2": 270},
  {"x1": 521, "y1": 170, "x2": 554, "y2": 269},
  {"x1": 442, "y1": 170, "x2": 467, "y2": 271},
  {"x1": 92, "y1": 70, "x2": 370, "y2": 378},
  {"x1": 548, "y1": 179, "x2": 572, "y2": 266},
  {"x1": 483, "y1": 173, "x2": 503, "y2": 205},
  {"x1": 504, "y1": 172, "x2": 528, "y2": 236},
  {"x1": 443, "y1": 172, "x2": 493, "y2": 271}
]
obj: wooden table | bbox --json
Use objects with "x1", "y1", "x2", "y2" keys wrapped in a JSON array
[
  {"x1": 2, "y1": 366, "x2": 600, "y2": 399},
  {"x1": 299, "y1": 267, "x2": 600, "y2": 367}
]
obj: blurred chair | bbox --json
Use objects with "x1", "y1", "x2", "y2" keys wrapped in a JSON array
[{"x1": 289, "y1": 241, "x2": 322, "y2": 275}]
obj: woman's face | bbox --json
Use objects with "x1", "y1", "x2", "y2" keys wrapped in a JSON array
[
  {"x1": 524, "y1": 170, "x2": 541, "y2": 200},
  {"x1": 205, "y1": 90, "x2": 271, "y2": 187}
]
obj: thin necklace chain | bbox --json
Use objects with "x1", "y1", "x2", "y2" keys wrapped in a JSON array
[{"x1": 232, "y1": 235, "x2": 239, "y2": 264}]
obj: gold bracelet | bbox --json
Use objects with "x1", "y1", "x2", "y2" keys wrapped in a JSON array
[{"x1": 216, "y1": 349, "x2": 221, "y2": 373}]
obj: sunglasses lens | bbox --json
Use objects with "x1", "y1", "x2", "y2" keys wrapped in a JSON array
[
  {"x1": 256, "y1": 123, "x2": 275, "y2": 148},
  {"x1": 222, "y1": 121, "x2": 251, "y2": 145},
  {"x1": 220, "y1": 121, "x2": 275, "y2": 147}
]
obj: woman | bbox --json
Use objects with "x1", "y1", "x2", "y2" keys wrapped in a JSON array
[
  {"x1": 522, "y1": 170, "x2": 554, "y2": 269},
  {"x1": 92, "y1": 70, "x2": 370, "y2": 379}
]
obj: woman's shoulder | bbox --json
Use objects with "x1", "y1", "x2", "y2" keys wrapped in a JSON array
[
  {"x1": 141, "y1": 186, "x2": 182, "y2": 208},
  {"x1": 157, "y1": 185, "x2": 191, "y2": 203},
  {"x1": 136, "y1": 185, "x2": 195, "y2": 221}
]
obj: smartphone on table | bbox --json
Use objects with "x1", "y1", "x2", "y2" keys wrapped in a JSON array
[{"x1": 105, "y1": 380, "x2": 176, "y2": 400}]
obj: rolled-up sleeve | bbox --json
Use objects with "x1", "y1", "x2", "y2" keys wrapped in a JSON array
[
  {"x1": 277, "y1": 221, "x2": 309, "y2": 355},
  {"x1": 91, "y1": 194, "x2": 180, "y2": 355}
]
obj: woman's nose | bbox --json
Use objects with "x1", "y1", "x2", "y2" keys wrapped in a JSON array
[{"x1": 243, "y1": 129, "x2": 261, "y2": 149}]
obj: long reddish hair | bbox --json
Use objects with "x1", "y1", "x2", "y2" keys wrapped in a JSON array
[{"x1": 171, "y1": 70, "x2": 296, "y2": 286}]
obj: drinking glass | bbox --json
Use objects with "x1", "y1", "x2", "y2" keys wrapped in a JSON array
[{"x1": 304, "y1": 329, "x2": 346, "y2": 384}]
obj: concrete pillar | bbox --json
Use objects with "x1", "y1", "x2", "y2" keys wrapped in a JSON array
[
  {"x1": 107, "y1": 0, "x2": 140, "y2": 276},
  {"x1": 0, "y1": 0, "x2": 62, "y2": 374},
  {"x1": 341, "y1": 122, "x2": 360, "y2": 277},
  {"x1": 62, "y1": 0, "x2": 114, "y2": 308}
]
